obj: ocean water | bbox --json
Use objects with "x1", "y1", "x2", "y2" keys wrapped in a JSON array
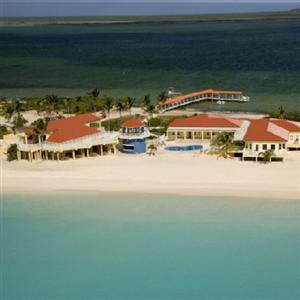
[
  {"x1": 0, "y1": 19, "x2": 300, "y2": 112},
  {"x1": 1, "y1": 193, "x2": 300, "y2": 299},
  {"x1": 2, "y1": 2, "x2": 300, "y2": 18}
]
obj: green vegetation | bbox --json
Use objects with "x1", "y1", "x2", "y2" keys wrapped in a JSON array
[
  {"x1": 258, "y1": 149, "x2": 275, "y2": 163},
  {"x1": 101, "y1": 116, "x2": 131, "y2": 132},
  {"x1": 148, "y1": 143, "x2": 158, "y2": 156},
  {"x1": 7, "y1": 144, "x2": 18, "y2": 161},
  {"x1": 32, "y1": 118, "x2": 50, "y2": 143},
  {"x1": 0, "y1": 125, "x2": 8, "y2": 139},
  {"x1": 268, "y1": 109, "x2": 300, "y2": 121},
  {"x1": 210, "y1": 132, "x2": 244, "y2": 158},
  {"x1": 12, "y1": 114, "x2": 27, "y2": 133},
  {"x1": 147, "y1": 116, "x2": 177, "y2": 135}
]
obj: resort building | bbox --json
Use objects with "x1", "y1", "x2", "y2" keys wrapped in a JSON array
[
  {"x1": 159, "y1": 89, "x2": 250, "y2": 112},
  {"x1": 167, "y1": 114, "x2": 244, "y2": 141},
  {"x1": 119, "y1": 118, "x2": 150, "y2": 154},
  {"x1": 15, "y1": 114, "x2": 119, "y2": 161},
  {"x1": 234, "y1": 118, "x2": 300, "y2": 161}
]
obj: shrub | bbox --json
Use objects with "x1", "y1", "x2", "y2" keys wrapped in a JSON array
[
  {"x1": 0, "y1": 125, "x2": 7, "y2": 139},
  {"x1": 7, "y1": 144, "x2": 18, "y2": 161}
]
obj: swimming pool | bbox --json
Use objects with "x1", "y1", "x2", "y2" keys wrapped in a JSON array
[{"x1": 165, "y1": 145, "x2": 203, "y2": 151}]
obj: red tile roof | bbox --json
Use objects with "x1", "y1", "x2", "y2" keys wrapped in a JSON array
[
  {"x1": 243, "y1": 119, "x2": 289, "y2": 142},
  {"x1": 270, "y1": 119, "x2": 300, "y2": 132},
  {"x1": 47, "y1": 114, "x2": 100, "y2": 143},
  {"x1": 162, "y1": 89, "x2": 242, "y2": 106},
  {"x1": 122, "y1": 118, "x2": 144, "y2": 128},
  {"x1": 169, "y1": 114, "x2": 243, "y2": 128}
]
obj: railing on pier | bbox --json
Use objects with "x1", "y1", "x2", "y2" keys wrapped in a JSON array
[{"x1": 160, "y1": 93, "x2": 250, "y2": 112}]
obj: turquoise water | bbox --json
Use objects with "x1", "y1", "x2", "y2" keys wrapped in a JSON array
[
  {"x1": 1, "y1": 193, "x2": 300, "y2": 299},
  {"x1": 1, "y1": 20, "x2": 300, "y2": 112}
]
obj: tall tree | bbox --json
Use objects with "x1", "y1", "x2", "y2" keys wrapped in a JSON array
[
  {"x1": 12, "y1": 114, "x2": 28, "y2": 133},
  {"x1": 44, "y1": 94, "x2": 60, "y2": 115},
  {"x1": 157, "y1": 91, "x2": 167, "y2": 104},
  {"x1": 116, "y1": 99, "x2": 125, "y2": 118},
  {"x1": 88, "y1": 88, "x2": 100, "y2": 100},
  {"x1": 143, "y1": 94, "x2": 151, "y2": 108},
  {"x1": 210, "y1": 132, "x2": 234, "y2": 159},
  {"x1": 32, "y1": 117, "x2": 49, "y2": 145},
  {"x1": 103, "y1": 97, "x2": 114, "y2": 130},
  {"x1": 125, "y1": 96, "x2": 135, "y2": 115},
  {"x1": 278, "y1": 105, "x2": 285, "y2": 119}
]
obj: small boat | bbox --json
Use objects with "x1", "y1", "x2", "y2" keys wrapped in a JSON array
[{"x1": 217, "y1": 100, "x2": 225, "y2": 105}]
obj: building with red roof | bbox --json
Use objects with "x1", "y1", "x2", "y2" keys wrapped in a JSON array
[
  {"x1": 233, "y1": 118, "x2": 300, "y2": 160},
  {"x1": 119, "y1": 118, "x2": 150, "y2": 154},
  {"x1": 46, "y1": 113, "x2": 100, "y2": 143},
  {"x1": 159, "y1": 89, "x2": 250, "y2": 112},
  {"x1": 16, "y1": 114, "x2": 119, "y2": 162},
  {"x1": 167, "y1": 114, "x2": 244, "y2": 140}
]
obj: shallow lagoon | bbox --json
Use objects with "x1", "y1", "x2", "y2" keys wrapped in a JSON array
[{"x1": 1, "y1": 193, "x2": 300, "y2": 299}]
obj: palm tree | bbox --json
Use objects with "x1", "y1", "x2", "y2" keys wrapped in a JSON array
[
  {"x1": 258, "y1": 149, "x2": 275, "y2": 163},
  {"x1": 1, "y1": 99, "x2": 24, "y2": 121},
  {"x1": 157, "y1": 91, "x2": 167, "y2": 104},
  {"x1": 210, "y1": 132, "x2": 234, "y2": 159},
  {"x1": 125, "y1": 96, "x2": 135, "y2": 115},
  {"x1": 32, "y1": 117, "x2": 49, "y2": 145},
  {"x1": 12, "y1": 114, "x2": 28, "y2": 133},
  {"x1": 144, "y1": 104, "x2": 156, "y2": 120},
  {"x1": 116, "y1": 99, "x2": 125, "y2": 117},
  {"x1": 88, "y1": 88, "x2": 100, "y2": 100},
  {"x1": 103, "y1": 97, "x2": 114, "y2": 130},
  {"x1": 148, "y1": 143, "x2": 158, "y2": 156},
  {"x1": 1, "y1": 102, "x2": 15, "y2": 121},
  {"x1": 278, "y1": 105, "x2": 285, "y2": 119},
  {"x1": 44, "y1": 94, "x2": 60, "y2": 116},
  {"x1": 143, "y1": 94, "x2": 151, "y2": 108}
]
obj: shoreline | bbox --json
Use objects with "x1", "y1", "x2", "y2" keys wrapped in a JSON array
[
  {"x1": 2, "y1": 189, "x2": 299, "y2": 202},
  {"x1": 2, "y1": 152, "x2": 300, "y2": 200},
  {"x1": 1, "y1": 11, "x2": 300, "y2": 26}
]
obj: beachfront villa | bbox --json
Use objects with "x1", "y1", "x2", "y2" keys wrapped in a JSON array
[
  {"x1": 166, "y1": 113, "x2": 300, "y2": 161},
  {"x1": 159, "y1": 89, "x2": 250, "y2": 112},
  {"x1": 119, "y1": 118, "x2": 150, "y2": 154},
  {"x1": 167, "y1": 114, "x2": 244, "y2": 141},
  {"x1": 234, "y1": 118, "x2": 300, "y2": 161},
  {"x1": 1, "y1": 111, "x2": 299, "y2": 163},
  {"x1": 12, "y1": 114, "x2": 119, "y2": 161}
]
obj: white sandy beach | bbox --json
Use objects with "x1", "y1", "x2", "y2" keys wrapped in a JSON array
[{"x1": 2, "y1": 151, "x2": 300, "y2": 199}]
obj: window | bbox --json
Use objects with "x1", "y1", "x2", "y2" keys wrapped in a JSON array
[
  {"x1": 271, "y1": 144, "x2": 276, "y2": 150},
  {"x1": 263, "y1": 144, "x2": 267, "y2": 150},
  {"x1": 249, "y1": 144, "x2": 252, "y2": 150},
  {"x1": 279, "y1": 144, "x2": 282, "y2": 150},
  {"x1": 283, "y1": 144, "x2": 286, "y2": 149},
  {"x1": 255, "y1": 145, "x2": 259, "y2": 151}
]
